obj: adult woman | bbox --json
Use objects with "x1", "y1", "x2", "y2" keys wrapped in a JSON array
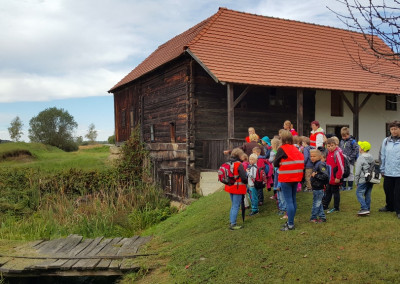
[
  {"x1": 310, "y1": 120, "x2": 325, "y2": 150},
  {"x1": 283, "y1": 120, "x2": 298, "y2": 136},
  {"x1": 379, "y1": 120, "x2": 400, "y2": 219},
  {"x1": 274, "y1": 130, "x2": 305, "y2": 231},
  {"x1": 224, "y1": 148, "x2": 248, "y2": 230}
]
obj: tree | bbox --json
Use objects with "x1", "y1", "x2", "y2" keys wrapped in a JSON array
[
  {"x1": 29, "y1": 107, "x2": 78, "y2": 151},
  {"x1": 8, "y1": 116, "x2": 24, "y2": 142},
  {"x1": 331, "y1": 0, "x2": 400, "y2": 81},
  {"x1": 85, "y1": 123, "x2": 98, "y2": 144}
]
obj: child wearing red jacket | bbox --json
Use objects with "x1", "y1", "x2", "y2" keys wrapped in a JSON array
[{"x1": 322, "y1": 137, "x2": 345, "y2": 213}]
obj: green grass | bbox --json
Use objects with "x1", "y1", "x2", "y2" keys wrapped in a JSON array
[
  {"x1": 0, "y1": 142, "x2": 112, "y2": 171},
  {"x1": 137, "y1": 185, "x2": 400, "y2": 283}
]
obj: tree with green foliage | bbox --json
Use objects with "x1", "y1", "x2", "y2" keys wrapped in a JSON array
[
  {"x1": 8, "y1": 116, "x2": 24, "y2": 142},
  {"x1": 108, "y1": 133, "x2": 115, "y2": 144},
  {"x1": 28, "y1": 107, "x2": 78, "y2": 151},
  {"x1": 85, "y1": 123, "x2": 98, "y2": 144}
]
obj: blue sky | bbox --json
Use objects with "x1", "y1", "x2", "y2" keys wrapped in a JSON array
[{"x1": 0, "y1": 0, "x2": 350, "y2": 141}]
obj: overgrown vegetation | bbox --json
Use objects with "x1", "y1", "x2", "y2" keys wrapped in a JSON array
[{"x1": 0, "y1": 127, "x2": 174, "y2": 240}]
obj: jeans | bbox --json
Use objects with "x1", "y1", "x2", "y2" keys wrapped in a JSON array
[
  {"x1": 247, "y1": 186, "x2": 259, "y2": 212},
  {"x1": 229, "y1": 193, "x2": 243, "y2": 225},
  {"x1": 383, "y1": 176, "x2": 400, "y2": 213},
  {"x1": 311, "y1": 189, "x2": 326, "y2": 220},
  {"x1": 356, "y1": 182, "x2": 373, "y2": 210},
  {"x1": 280, "y1": 182, "x2": 298, "y2": 226},
  {"x1": 257, "y1": 187, "x2": 264, "y2": 204},
  {"x1": 323, "y1": 184, "x2": 340, "y2": 210},
  {"x1": 277, "y1": 190, "x2": 286, "y2": 211}
]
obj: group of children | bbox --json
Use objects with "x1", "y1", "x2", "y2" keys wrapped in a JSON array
[{"x1": 229, "y1": 125, "x2": 377, "y2": 230}]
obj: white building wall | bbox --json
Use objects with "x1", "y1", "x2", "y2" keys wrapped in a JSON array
[{"x1": 315, "y1": 90, "x2": 399, "y2": 159}]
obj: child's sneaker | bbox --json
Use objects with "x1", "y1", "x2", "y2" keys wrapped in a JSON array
[
  {"x1": 327, "y1": 208, "x2": 338, "y2": 214},
  {"x1": 309, "y1": 219, "x2": 318, "y2": 223},
  {"x1": 280, "y1": 223, "x2": 295, "y2": 231},
  {"x1": 318, "y1": 218, "x2": 327, "y2": 223},
  {"x1": 248, "y1": 211, "x2": 259, "y2": 216},
  {"x1": 280, "y1": 214, "x2": 288, "y2": 219},
  {"x1": 229, "y1": 224, "x2": 243, "y2": 230},
  {"x1": 358, "y1": 209, "x2": 370, "y2": 215}
]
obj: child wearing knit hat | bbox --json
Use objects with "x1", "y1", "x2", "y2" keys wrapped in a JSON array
[{"x1": 354, "y1": 141, "x2": 374, "y2": 215}]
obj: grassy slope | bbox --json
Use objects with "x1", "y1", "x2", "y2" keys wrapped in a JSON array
[
  {"x1": 0, "y1": 142, "x2": 111, "y2": 171},
  {"x1": 141, "y1": 186, "x2": 400, "y2": 283}
]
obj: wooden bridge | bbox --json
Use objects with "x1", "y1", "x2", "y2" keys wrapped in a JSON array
[{"x1": 0, "y1": 234, "x2": 152, "y2": 277}]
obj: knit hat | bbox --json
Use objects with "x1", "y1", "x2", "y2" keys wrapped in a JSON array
[
  {"x1": 358, "y1": 141, "x2": 371, "y2": 152},
  {"x1": 261, "y1": 136, "x2": 271, "y2": 146}
]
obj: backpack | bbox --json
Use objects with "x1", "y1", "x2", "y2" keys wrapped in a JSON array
[
  {"x1": 334, "y1": 152, "x2": 351, "y2": 179},
  {"x1": 218, "y1": 161, "x2": 236, "y2": 185},
  {"x1": 365, "y1": 160, "x2": 382, "y2": 184},
  {"x1": 254, "y1": 166, "x2": 267, "y2": 189}
]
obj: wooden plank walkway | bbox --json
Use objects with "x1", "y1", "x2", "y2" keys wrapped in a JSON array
[{"x1": 0, "y1": 235, "x2": 152, "y2": 277}]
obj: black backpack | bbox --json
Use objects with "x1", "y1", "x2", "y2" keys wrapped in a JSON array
[
  {"x1": 365, "y1": 160, "x2": 382, "y2": 184},
  {"x1": 334, "y1": 152, "x2": 351, "y2": 179}
]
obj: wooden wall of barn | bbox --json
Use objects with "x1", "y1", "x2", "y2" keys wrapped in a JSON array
[{"x1": 193, "y1": 63, "x2": 315, "y2": 169}]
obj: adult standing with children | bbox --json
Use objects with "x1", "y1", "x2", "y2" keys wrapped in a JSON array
[
  {"x1": 274, "y1": 130, "x2": 304, "y2": 231},
  {"x1": 379, "y1": 120, "x2": 400, "y2": 219},
  {"x1": 310, "y1": 120, "x2": 325, "y2": 150}
]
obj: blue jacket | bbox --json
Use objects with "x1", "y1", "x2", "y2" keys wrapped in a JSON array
[
  {"x1": 380, "y1": 136, "x2": 400, "y2": 177},
  {"x1": 339, "y1": 136, "x2": 358, "y2": 165},
  {"x1": 303, "y1": 145, "x2": 314, "y2": 169}
]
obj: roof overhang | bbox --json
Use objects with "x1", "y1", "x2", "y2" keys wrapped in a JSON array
[{"x1": 185, "y1": 48, "x2": 220, "y2": 84}]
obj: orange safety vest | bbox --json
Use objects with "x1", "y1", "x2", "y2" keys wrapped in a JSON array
[
  {"x1": 310, "y1": 131, "x2": 324, "y2": 148},
  {"x1": 224, "y1": 161, "x2": 247, "y2": 195},
  {"x1": 278, "y1": 144, "x2": 305, "y2": 183}
]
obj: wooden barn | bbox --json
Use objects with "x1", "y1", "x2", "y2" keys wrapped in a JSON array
[{"x1": 109, "y1": 8, "x2": 400, "y2": 200}]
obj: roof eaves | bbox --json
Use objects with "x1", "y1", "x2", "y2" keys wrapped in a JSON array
[{"x1": 185, "y1": 48, "x2": 219, "y2": 83}]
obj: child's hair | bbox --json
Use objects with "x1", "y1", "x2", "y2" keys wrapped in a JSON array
[
  {"x1": 248, "y1": 127, "x2": 255, "y2": 132},
  {"x1": 340, "y1": 127, "x2": 350, "y2": 136},
  {"x1": 231, "y1": 148, "x2": 245, "y2": 158},
  {"x1": 320, "y1": 149, "x2": 327, "y2": 159},
  {"x1": 280, "y1": 130, "x2": 293, "y2": 145},
  {"x1": 278, "y1": 129, "x2": 285, "y2": 137},
  {"x1": 284, "y1": 120, "x2": 291, "y2": 129},
  {"x1": 332, "y1": 136, "x2": 340, "y2": 145},
  {"x1": 271, "y1": 138, "x2": 281, "y2": 151},
  {"x1": 249, "y1": 153, "x2": 258, "y2": 162},
  {"x1": 326, "y1": 137, "x2": 338, "y2": 145},
  {"x1": 240, "y1": 153, "x2": 248, "y2": 162},
  {"x1": 302, "y1": 136, "x2": 310, "y2": 146},
  {"x1": 293, "y1": 135, "x2": 300, "y2": 145},
  {"x1": 252, "y1": 146, "x2": 261, "y2": 154},
  {"x1": 310, "y1": 149, "x2": 322, "y2": 158},
  {"x1": 249, "y1": 133, "x2": 258, "y2": 142}
]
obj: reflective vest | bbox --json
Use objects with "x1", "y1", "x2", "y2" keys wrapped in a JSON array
[
  {"x1": 278, "y1": 144, "x2": 305, "y2": 182},
  {"x1": 225, "y1": 161, "x2": 247, "y2": 194},
  {"x1": 310, "y1": 131, "x2": 324, "y2": 148}
]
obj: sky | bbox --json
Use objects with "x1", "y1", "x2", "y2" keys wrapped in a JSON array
[{"x1": 0, "y1": 0, "x2": 351, "y2": 142}]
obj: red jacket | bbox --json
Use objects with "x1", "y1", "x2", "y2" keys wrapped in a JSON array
[
  {"x1": 224, "y1": 161, "x2": 247, "y2": 194},
  {"x1": 278, "y1": 144, "x2": 305, "y2": 183},
  {"x1": 326, "y1": 147, "x2": 344, "y2": 185}
]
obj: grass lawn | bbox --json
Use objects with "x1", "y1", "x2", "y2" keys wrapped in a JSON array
[
  {"x1": 0, "y1": 142, "x2": 112, "y2": 171},
  {"x1": 137, "y1": 185, "x2": 400, "y2": 283}
]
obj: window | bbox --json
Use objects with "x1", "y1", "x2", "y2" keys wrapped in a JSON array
[
  {"x1": 170, "y1": 122, "x2": 176, "y2": 143},
  {"x1": 326, "y1": 124, "x2": 349, "y2": 138},
  {"x1": 150, "y1": 125, "x2": 155, "y2": 142},
  {"x1": 121, "y1": 109, "x2": 126, "y2": 128},
  {"x1": 385, "y1": 95, "x2": 397, "y2": 111},
  {"x1": 331, "y1": 91, "x2": 343, "y2": 117}
]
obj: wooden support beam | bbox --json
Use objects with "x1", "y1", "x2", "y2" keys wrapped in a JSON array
[
  {"x1": 353, "y1": 92, "x2": 359, "y2": 140},
  {"x1": 297, "y1": 88, "x2": 304, "y2": 136},
  {"x1": 359, "y1": 93, "x2": 372, "y2": 111},
  {"x1": 342, "y1": 93, "x2": 354, "y2": 113},
  {"x1": 233, "y1": 86, "x2": 251, "y2": 108},
  {"x1": 227, "y1": 84, "x2": 234, "y2": 148}
]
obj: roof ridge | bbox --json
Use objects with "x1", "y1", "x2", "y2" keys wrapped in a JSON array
[{"x1": 186, "y1": 7, "x2": 227, "y2": 48}]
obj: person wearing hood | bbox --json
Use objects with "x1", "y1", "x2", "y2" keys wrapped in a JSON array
[
  {"x1": 355, "y1": 141, "x2": 375, "y2": 215},
  {"x1": 310, "y1": 120, "x2": 325, "y2": 150}
]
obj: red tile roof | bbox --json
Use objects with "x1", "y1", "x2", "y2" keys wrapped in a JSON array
[{"x1": 110, "y1": 7, "x2": 400, "y2": 94}]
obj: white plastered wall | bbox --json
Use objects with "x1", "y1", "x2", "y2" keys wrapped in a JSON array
[{"x1": 315, "y1": 90, "x2": 400, "y2": 159}]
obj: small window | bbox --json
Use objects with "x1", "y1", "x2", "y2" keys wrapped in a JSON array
[
  {"x1": 150, "y1": 125, "x2": 155, "y2": 142},
  {"x1": 331, "y1": 91, "x2": 343, "y2": 117},
  {"x1": 170, "y1": 122, "x2": 176, "y2": 143},
  {"x1": 385, "y1": 95, "x2": 397, "y2": 111},
  {"x1": 121, "y1": 109, "x2": 126, "y2": 128}
]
